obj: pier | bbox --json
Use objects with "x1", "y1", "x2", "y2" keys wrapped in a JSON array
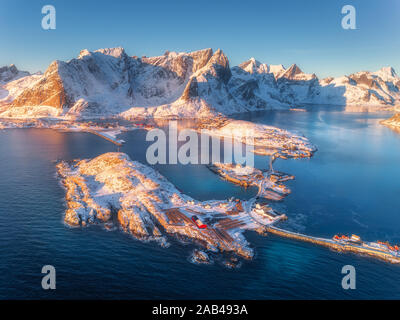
[
  {"x1": 266, "y1": 226, "x2": 400, "y2": 264},
  {"x1": 86, "y1": 129, "x2": 124, "y2": 146}
]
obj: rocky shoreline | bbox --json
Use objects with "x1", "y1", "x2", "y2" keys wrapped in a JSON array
[{"x1": 381, "y1": 113, "x2": 400, "y2": 130}]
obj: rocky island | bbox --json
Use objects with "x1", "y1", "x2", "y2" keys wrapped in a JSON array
[{"x1": 56, "y1": 152, "x2": 292, "y2": 266}]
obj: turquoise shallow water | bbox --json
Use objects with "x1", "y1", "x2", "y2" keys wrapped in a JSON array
[{"x1": 0, "y1": 108, "x2": 399, "y2": 299}]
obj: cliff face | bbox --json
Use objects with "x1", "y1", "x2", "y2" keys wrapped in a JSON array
[
  {"x1": 0, "y1": 65, "x2": 42, "y2": 110},
  {"x1": 10, "y1": 61, "x2": 69, "y2": 110},
  {"x1": 1, "y1": 48, "x2": 400, "y2": 119}
]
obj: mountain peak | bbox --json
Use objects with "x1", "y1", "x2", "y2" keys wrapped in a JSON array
[
  {"x1": 280, "y1": 63, "x2": 303, "y2": 79},
  {"x1": 287, "y1": 63, "x2": 302, "y2": 73},
  {"x1": 0, "y1": 64, "x2": 18, "y2": 74},
  {"x1": 239, "y1": 58, "x2": 260, "y2": 73},
  {"x1": 372, "y1": 66, "x2": 398, "y2": 81},
  {"x1": 78, "y1": 47, "x2": 127, "y2": 60},
  {"x1": 0, "y1": 64, "x2": 30, "y2": 83},
  {"x1": 78, "y1": 49, "x2": 91, "y2": 59},
  {"x1": 278, "y1": 63, "x2": 317, "y2": 81},
  {"x1": 208, "y1": 49, "x2": 229, "y2": 68},
  {"x1": 238, "y1": 58, "x2": 273, "y2": 75},
  {"x1": 203, "y1": 48, "x2": 231, "y2": 83},
  {"x1": 248, "y1": 57, "x2": 260, "y2": 65},
  {"x1": 95, "y1": 47, "x2": 127, "y2": 58},
  {"x1": 379, "y1": 66, "x2": 397, "y2": 77},
  {"x1": 9, "y1": 64, "x2": 17, "y2": 72}
]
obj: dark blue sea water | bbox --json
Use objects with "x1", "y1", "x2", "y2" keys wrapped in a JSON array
[{"x1": 0, "y1": 108, "x2": 400, "y2": 299}]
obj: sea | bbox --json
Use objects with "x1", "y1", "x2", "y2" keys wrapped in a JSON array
[{"x1": 0, "y1": 106, "x2": 399, "y2": 299}]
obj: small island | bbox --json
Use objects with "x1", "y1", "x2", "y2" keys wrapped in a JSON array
[
  {"x1": 208, "y1": 162, "x2": 293, "y2": 201},
  {"x1": 56, "y1": 152, "x2": 292, "y2": 267},
  {"x1": 200, "y1": 119, "x2": 317, "y2": 158}
]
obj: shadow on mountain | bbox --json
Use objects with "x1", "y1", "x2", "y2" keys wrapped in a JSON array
[{"x1": 227, "y1": 67, "x2": 348, "y2": 112}]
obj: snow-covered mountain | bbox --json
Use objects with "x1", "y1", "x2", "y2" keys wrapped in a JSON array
[
  {"x1": 1, "y1": 48, "x2": 399, "y2": 119},
  {"x1": 231, "y1": 58, "x2": 400, "y2": 108},
  {"x1": 0, "y1": 65, "x2": 42, "y2": 111},
  {"x1": 0, "y1": 64, "x2": 30, "y2": 84},
  {"x1": 2, "y1": 48, "x2": 232, "y2": 118},
  {"x1": 315, "y1": 67, "x2": 400, "y2": 106}
]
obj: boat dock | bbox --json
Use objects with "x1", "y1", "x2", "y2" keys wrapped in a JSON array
[{"x1": 266, "y1": 226, "x2": 400, "y2": 264}]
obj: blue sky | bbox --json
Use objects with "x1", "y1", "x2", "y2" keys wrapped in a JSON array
[{"x1": 0, "y1": 0, "x2": 399, "y2": 78}]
